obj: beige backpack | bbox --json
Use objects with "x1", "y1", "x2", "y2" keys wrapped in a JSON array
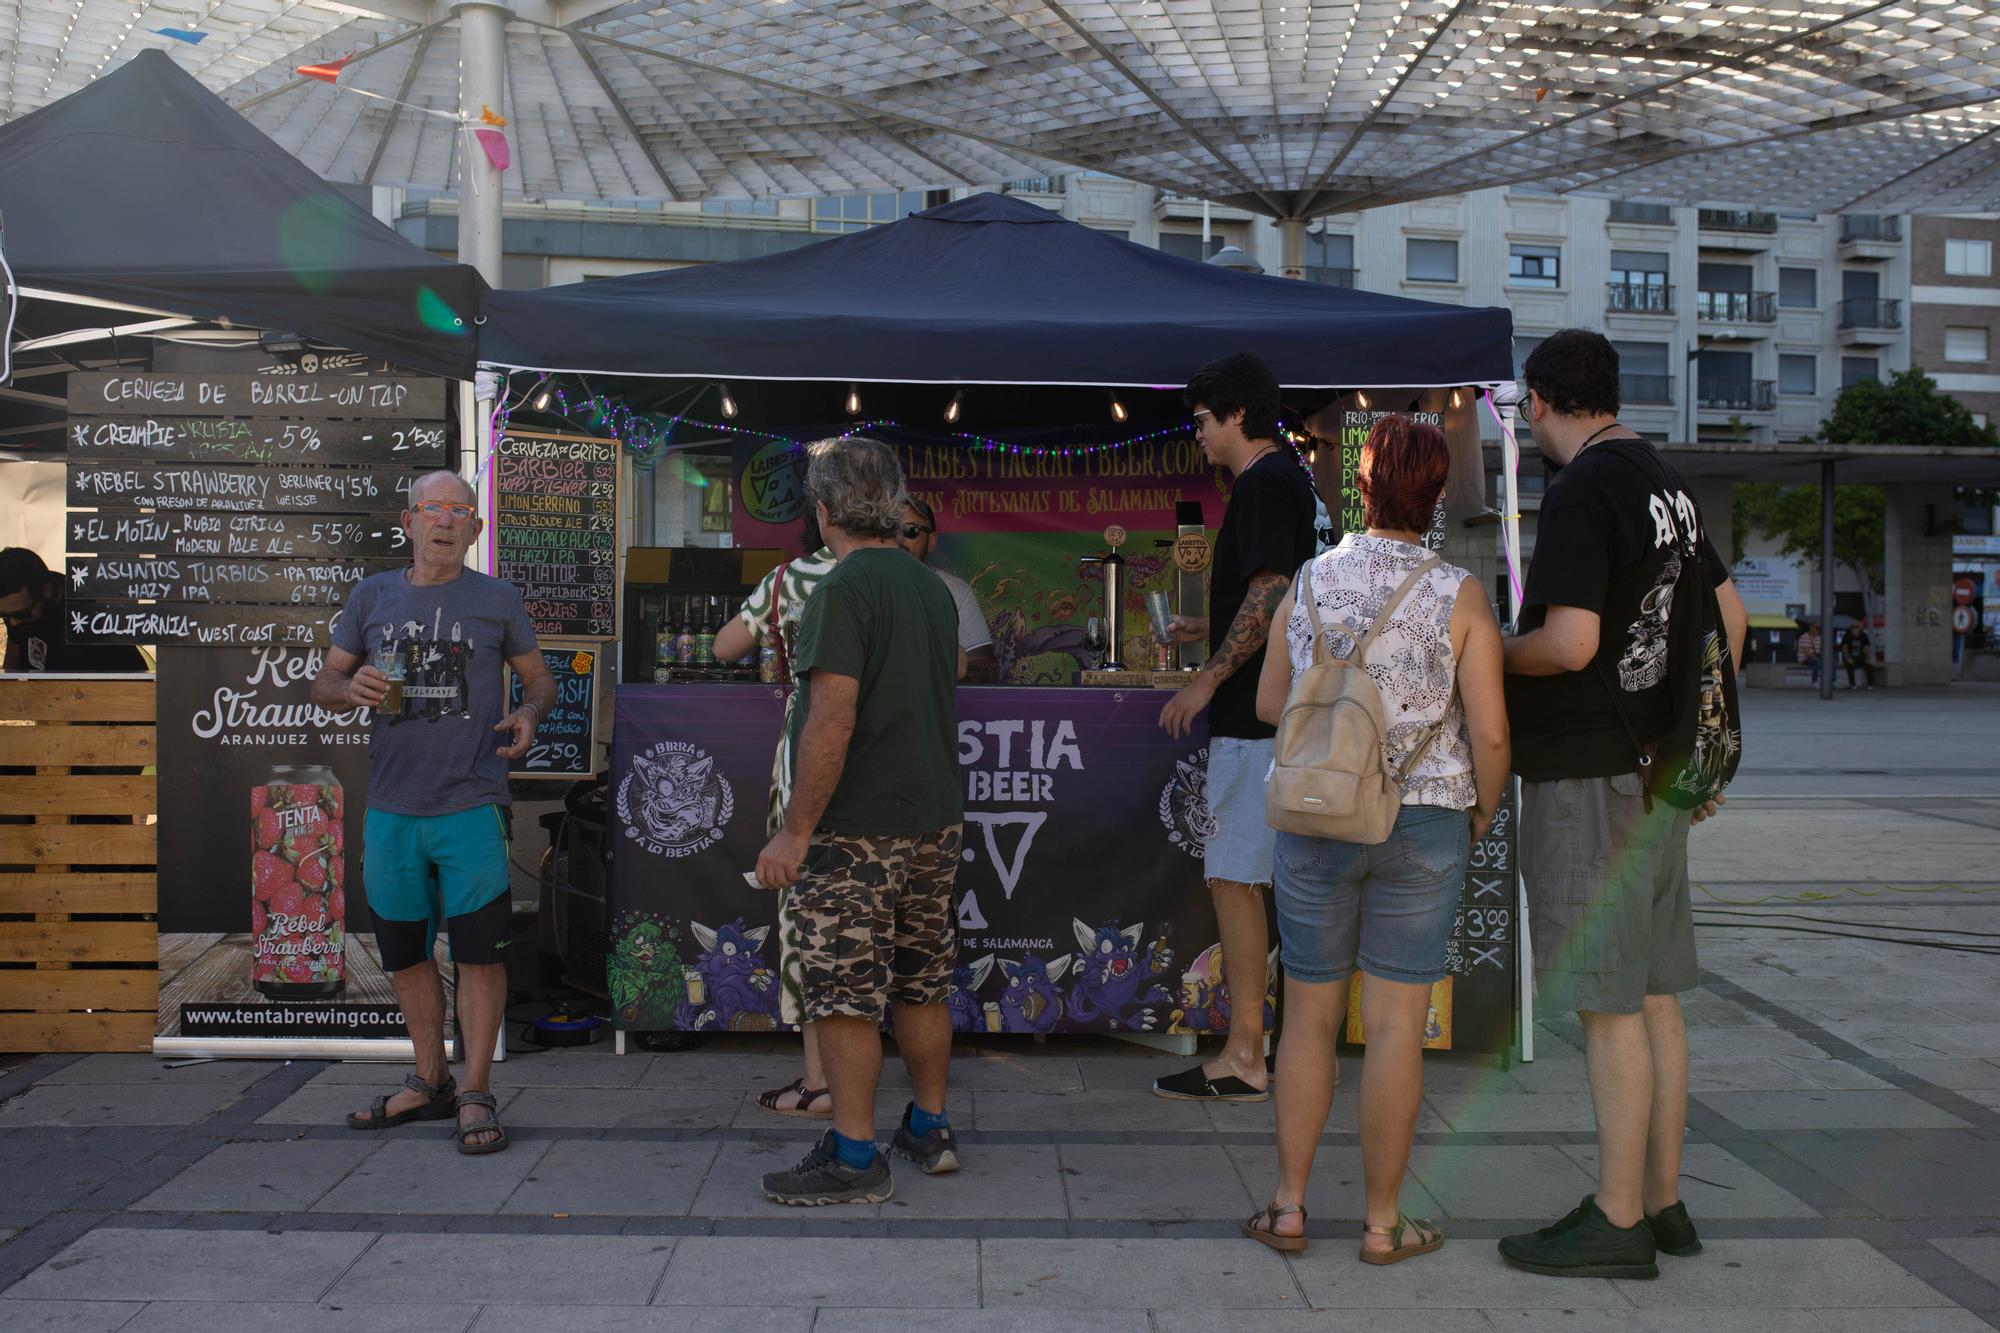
[{"x1": 1266, "y1": 554, "x2": 1453, "y2": 845}]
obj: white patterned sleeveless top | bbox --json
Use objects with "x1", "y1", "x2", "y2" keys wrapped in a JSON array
[{"x1": 1283, "y1": 534, "x2": 1477, "y2": 809}]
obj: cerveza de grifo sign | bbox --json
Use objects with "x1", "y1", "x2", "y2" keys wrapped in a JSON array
[{"x1": 64, "y1": 372, "x2": 447, "y2": 647}]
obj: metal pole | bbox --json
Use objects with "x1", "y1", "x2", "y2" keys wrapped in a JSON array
[
  {"x1": 1279, "y1": 218, "x2": 1306, "y2": 280},
  {"x1": 1684, "y1": 344, "x2": 1695, "y2": 444},
  {"x1": 1821, "y1": 459, "x2": 1837, "y2": 701},
  {"x1": 456, "y1": 2, "x2": 509, "y2": 289},
  {"x1": 1499, "y1": 391, "x2": 1533, "y2": 1064}
]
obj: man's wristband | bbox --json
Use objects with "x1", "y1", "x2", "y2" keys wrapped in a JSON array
[{"x1": 518, "y1": 701, "x2": 540, "y2": 721}]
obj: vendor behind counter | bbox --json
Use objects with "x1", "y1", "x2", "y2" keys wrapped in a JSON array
[{"x1": 1, "y1": 548, "x2": 149, "y2": 674}]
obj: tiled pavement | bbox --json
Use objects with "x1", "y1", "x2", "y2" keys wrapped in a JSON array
[{"x1": 2, "y1": 690, "x2": 1997, "y2": 1331}]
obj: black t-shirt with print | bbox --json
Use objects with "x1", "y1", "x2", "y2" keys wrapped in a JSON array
[
  {"x1": 1507, "y1": 437, "x2": 1728, "y2": 781},
  {"x1": 8, "y1": 592, "x2": 147, "y2": 674},
  {"x1": 1208, "y1": 449, "x2": 1317, "y2": 740}
]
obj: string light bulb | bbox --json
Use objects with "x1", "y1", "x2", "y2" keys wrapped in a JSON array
[
  {"x1": 1451, "y1": 388, "x2": 1463, "y2": 410},
  {"x1": 845, "y1": 383, "x2": 862, "y2": 416},
  {"x1": 1355, "y1": 390, "x2": 1371, "y2": 409},
  {"x1": 718, "y1": 382, "x2": 738, "y2": 419},
  {"x1": 1109, "y1": 391, "x2": 1129, "y2": 424},
  {"x1": 943, "y1": 389, "x2": 964, "y2": 424},
  {"x1": 531, "y1": 381, "x2": 552, "y2": 412}
]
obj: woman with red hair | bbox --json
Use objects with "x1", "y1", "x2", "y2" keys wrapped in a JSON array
[{"x1": 1243, "y1": 414, "x2": 1510, "y2": 1262}]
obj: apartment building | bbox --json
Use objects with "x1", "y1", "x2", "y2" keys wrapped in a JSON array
[{"x1": 1909, "y1": 214, "x2": 2000, "y2": 430}]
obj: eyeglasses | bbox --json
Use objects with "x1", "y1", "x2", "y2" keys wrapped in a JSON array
[
  {"x1": 1191, "y1": 409, "x2": 1215, "y2": 426},
  {"x1": 901, "y1": 524, "x2": 934, "y2": 540},
  {"x1": 412, "y1": 500, "x2": 477, "y2": 520}
]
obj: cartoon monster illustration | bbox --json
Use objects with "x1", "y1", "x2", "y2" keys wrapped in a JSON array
[
  {"x1": 1617, "y1": 551, "x2": 1681, "y2": 692},
  {"x1": 1067, "y1": 919, "x2": 1173, "y2": 1031},
  {"x1": 630, "y1": 750, "x2": 723, "y2": 848},
  {"x1": 1158, "y1": 755, "x2": 1219, "y2": 856},
  {"x1": 947, "y1": 954, "x2": 996, "y2": 1033},
  {"x1": 607, "y1": 916, "x2": 687, "y2": 1031},
  {"x1": 673, "y1": 917, "x2": 779, "y2": 1030},
  {"x1": 997, "y1": 952, "x2": 1073, "y2": 1033},
  {"x1": 1171, "y1": 943, "x2": 1280, "y2": 1035}
]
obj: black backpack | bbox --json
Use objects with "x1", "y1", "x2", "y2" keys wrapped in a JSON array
[{"x1": 1592, "y1": 447, "x2": 1743, "y2": 811}]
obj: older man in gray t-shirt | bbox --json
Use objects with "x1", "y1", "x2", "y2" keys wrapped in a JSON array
[{"x1": 313, "y1": 470, "x2": 555, "y2": 1155}]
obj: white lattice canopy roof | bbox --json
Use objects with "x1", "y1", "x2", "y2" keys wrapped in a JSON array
[{"x1": 4, "y1": 1, "x2": 1997, "y2": 214}]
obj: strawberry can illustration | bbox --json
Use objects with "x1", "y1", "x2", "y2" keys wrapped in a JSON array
[{"x1": 251, "y1": 764, "x2": 346, "y2": 999}]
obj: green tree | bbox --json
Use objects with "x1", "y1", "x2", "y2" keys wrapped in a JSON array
[
  {"x1": 1734, "y1": 481, "x2": 1884, "y2": 612},
  {"x1": 1819, "y1": 367, "x2": 1999, "y2": 450}
]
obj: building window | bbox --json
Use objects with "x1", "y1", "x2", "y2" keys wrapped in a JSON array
[
  {"x1": 1945, "y1": 238, "x2": 1994, "y2": 278},
  {"x1": 1841, "y1": 356, "x2": 1880, "y2": 388},
  {"x1": 1610, "y1": 250, "x2": 1668, "y2": 288},
  {"x1": 1508, "y1": 244, "x2": 1560, "y2": 288},
  {"x1": 810, "y1": 191, "x2": 936, "y2": 233},
  {"x1": 701, "y1": 198, "x2": 779, "y2": 218},
  {"x1": 1945, "y1": 326, "x2": 1991, "y2": 363},
  {"x1": 1407, "y1": 238, "x2": 1459, "y2": 283},
  {"x1": 1778, "y1": 268, "x2": 1818, "y2": 309},
  {"x1": 1975, "y1": 413, "x2": 1990, "y2": 430},
  {"x1": 1613, "y1": 340, "x2": 1670, "y2": 402},
  {"x1": 1512, "y1": 336, "x2": 1543, "y2": 377},
  {"x1": 1778, "y1": 354, "x2": 1817, "y2": 395},
  {"x1": 1158, "y1": 232, "x2": 1220, "y2": 262},
  {"x1": 1089, "y1": 227, "x2": 1130, "y2": 241}
]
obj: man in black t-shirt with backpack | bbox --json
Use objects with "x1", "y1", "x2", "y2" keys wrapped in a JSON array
[{"x1": 1501, "y1": 330, "x2": 1747, "y2": 1279}]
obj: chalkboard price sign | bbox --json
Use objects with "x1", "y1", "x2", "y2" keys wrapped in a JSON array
[
  {"x1": 68, "y1": 556, "x2": 396, "y2": 607},
  {"x1": 68, "y1": 416, "x2": 447, "y2": 466},
  {"x1": 67, "y1": 463, "x2": 423, "y2": 514},
  {"x1": 493, "y1": 431, "x2": 620, "y2": 640},
  {"x1": 508, "y1": 644, "x2": 600, "y2": 778},
  {"x1": 65, "y1": 601, "x2": 336, "y2": 647},
  {"x1": 68, "y1": 372, "x2": 446, "y2": 420},
  {"x1": 1439, "y1": 785, "x2": 1518, "y2": 1054},
  {"x1": 68, "y1": 511, "x2": 411, "y2": 560}
]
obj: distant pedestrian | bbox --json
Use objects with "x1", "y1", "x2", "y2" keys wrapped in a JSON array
[
  {"x1": 1794, "y1": 622, "x2": 1821, "y2": 688},
  {"x1": 1841, "y1": 621, "x2": 1876, "y2": 689},
  {"x1": 754, "y1": 436, "x2": 965, "y2": 1205}
]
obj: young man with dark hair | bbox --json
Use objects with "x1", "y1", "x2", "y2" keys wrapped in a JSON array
[
  {"x1": 1501, "y1": 329, "x2": 1748, "y2": 1278},
  {"x1": 901, "y1": 498, "x2": 999, "y2": 683},
  {"x1": 1154, "y1": 351, "x2": 1316, "y2": 1102},
  {"x1": 0, "y1": 547, "x2": 147, "y2": 673}
]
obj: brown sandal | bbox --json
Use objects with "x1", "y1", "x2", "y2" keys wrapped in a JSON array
[
  {"x1": 1243, "y1": 1202, "x2": 1309, "y2": 1253},
  {"x1": 756, "y1": 1076, "x2": 833, "y2": 1118},
  {"x1": 346, "y1": 1072, "x2": 456, "y2": 1130},
  {"x1": 1361, "y1": 1214, "x2": 1443, "y2": 1265},
  {"x1": 455, "y1": 1090, "x2": 509, "y2": 1155}
]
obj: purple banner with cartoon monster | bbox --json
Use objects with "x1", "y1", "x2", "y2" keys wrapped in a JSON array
[{"x1": 608, "y1": 683, "x2": 1248, "y2": 1036}]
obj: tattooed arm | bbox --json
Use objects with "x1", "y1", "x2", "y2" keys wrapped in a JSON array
[{"x1": 1159, "y1": 569, "x2": 1290, "y2": 740}]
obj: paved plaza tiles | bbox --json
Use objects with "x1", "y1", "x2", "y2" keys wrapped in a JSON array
[{"x1": 2, "y1": 687, "x2": 1997, "y2": 1331}]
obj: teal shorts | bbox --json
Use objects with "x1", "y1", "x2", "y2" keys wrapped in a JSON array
[{"x1": 362, "y1": 805, "x2": 511, "y2": 969}]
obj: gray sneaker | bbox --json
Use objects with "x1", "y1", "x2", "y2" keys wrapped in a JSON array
[
  {"x1": 891, "y1": 1104, "x2": 962, "y2": 1175},
  {"x1": 761, "y1": 1130, "x2": 894, "y2": 1206}
]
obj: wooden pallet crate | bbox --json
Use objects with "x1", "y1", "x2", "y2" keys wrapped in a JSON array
[{"x1": 0, "y1": 678, "x2": 158, "y2": 1052}]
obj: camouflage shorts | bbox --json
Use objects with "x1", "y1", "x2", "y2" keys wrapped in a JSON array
[{"x1": 792, "y1": 823, "x2": 963, "y2": 1023}]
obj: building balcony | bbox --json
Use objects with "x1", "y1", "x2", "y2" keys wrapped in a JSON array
[
  {"x1": 1620, "y1": 373, "x2": 1674, "y2": 404},
  {"x1": 1001, "y1": 177, "x2": 1066, "y2": 199},
  {"x1": 1305, "y1": 266, "x2": 1358, "y2": 289},
  {"x1": 1839, "y1": 214, "x2": 1902, "y2": 261},
  {"x1": 1607, "y1": 282, "x2": 1674, "y2": 315},
  {"x1": 1838, "y1": 297, "x2": 1902, "y2": 345},
  {"x1": 1696, "y1": 290, "x2": 1777, "y2": 325},
  {"x1": 1697, "y1": 379, "x2": 1776, "y2": 412},
  {"x1": 1609, "y1": 201, "x2": 1675, "y2": 225},
  {"x1": 1152, "y1": 190, "x2": 1255, "y2": 221},
  {"x1": 1698, "y1": 209, "x2": 1778, "y2": 234}
]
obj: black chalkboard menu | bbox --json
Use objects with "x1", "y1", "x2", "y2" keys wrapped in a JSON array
[
  {"x1": 1337, "y1": 408, "x2": 1445, "y2": 545},
  {"x1": 491, "y1": 430, "x2": 620, "y2": 640},
  {"x1": 1441, "y1": 784, "x2": 1519, "y2": 1055},
  {"x1": 64, "y1": 371, "x2": 447, "y2": 646},
  {"x1": 507, "y1": 643, "x2": 600, "y2": 779}
]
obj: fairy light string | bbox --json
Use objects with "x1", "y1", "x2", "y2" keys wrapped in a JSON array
[{"x1": 493, "y1": 381, "x2": 1333, "y2": 477}]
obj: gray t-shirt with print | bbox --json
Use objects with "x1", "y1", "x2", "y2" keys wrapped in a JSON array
[{"x1": 333, "y1": 568, "x2": 539, "y2": 816}]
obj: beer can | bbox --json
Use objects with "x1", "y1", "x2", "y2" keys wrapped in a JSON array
[
  {"x1": 251, "y1": 764, "x2": 347, "y2": 1000},
  {"x1": 758, "y1": 643, "x2": 781, "y2": 684}
]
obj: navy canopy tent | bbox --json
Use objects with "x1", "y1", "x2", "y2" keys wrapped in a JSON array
[
  {"x1": 476, "y1": 193, "x2": 1511, "y2": 388},
  {"x1": 0, "y1": 49, "x2": 484, "y2": 381}
]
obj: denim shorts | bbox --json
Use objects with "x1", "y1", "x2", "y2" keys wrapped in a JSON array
[
  {"x1": 1203, "y1": 736, "x2": 1278, "y2": 886},
  {"x1": 1272, "y1": 804, "x2": 1470, "y2": 985}
]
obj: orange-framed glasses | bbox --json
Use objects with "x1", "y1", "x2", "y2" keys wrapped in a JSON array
[{"x1": 411, "y1": 500, "x2": 477, "y2": 520}]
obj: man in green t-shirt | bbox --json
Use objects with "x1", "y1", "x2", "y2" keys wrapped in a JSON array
[{"x1": 754, "y1": 435, "x2": 965, "y2": 1206}]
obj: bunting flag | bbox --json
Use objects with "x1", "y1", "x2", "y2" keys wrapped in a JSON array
[
  {"x1": 479, "y1": 104, "x2": 508, "y2": 127},
  {"x1": 473, "y1": 127, "x2": 510, "y2": 172},
  {"x1": 153, "y1": 27, "x2": 208, "y2": 44},
  {"x1": 297, "y1": 55, "x2": 353, "y2": 84}
]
